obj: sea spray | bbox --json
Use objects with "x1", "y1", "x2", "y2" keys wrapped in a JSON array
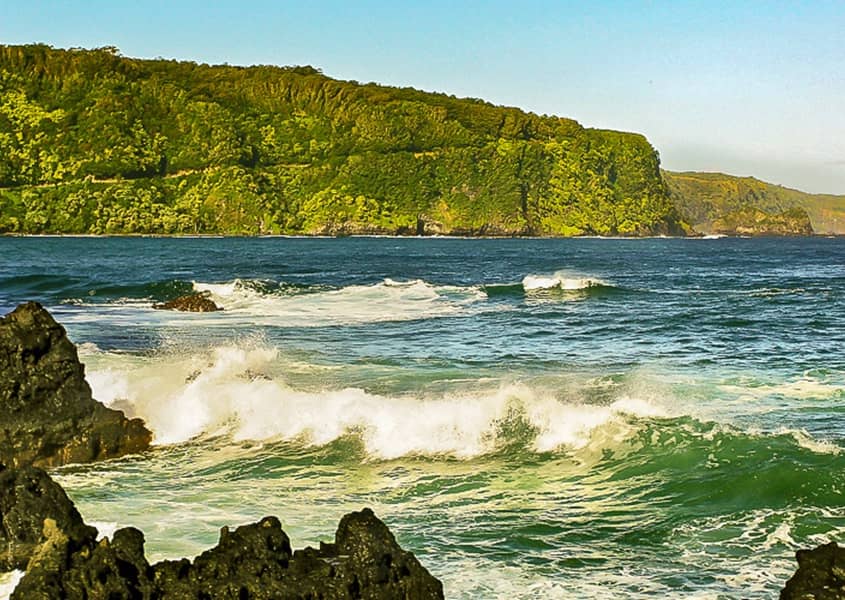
[
  {"x1": 3, "y1": 236, "x2": 844, "y2": 599},
  {"x1": 189, "y1": 277, "x2": 489, "y2": 325},
  {"x1": 86, "y1": 342, "x2": 676, "y2": 456}
]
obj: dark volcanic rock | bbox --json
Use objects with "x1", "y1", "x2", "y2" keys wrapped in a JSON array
[
  {"x1": 152, "y1": 292, "x2": 221, "y2": 312},
  {"x1": 0, "y1": 464, "x2": 97, "y2": 571},
  {"x1": 11, "y1": 522, "x2": 155, "y2": 600},
  {"x1": 5, "y1": 465, "x2": 443, "y2": 599},
  {"x1": 781, "y1": 542, "x2": 845, "y2": 600},
  {"x1": 0, "y1": 302, "x2": 152, "y2": 468},
  {"x1": 153, "y1": 508, "x2": 443, "y2": 599}
]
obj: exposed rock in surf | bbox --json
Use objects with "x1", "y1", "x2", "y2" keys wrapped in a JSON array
[
  {"x1": 6, "y1": 466, "x2": 444, "y2": 599},
  {"x1": 152, "y1": 291, "x2": 221, "y2": 312},
  {"x1": 0, "y1": 302, "x2": 152, "y2": 468},
  {"x1": 0, "y1": 464, "x2": 97, "y2": 572},
  {"x1": 11, "y1": 519, "x2": 155, "y2": 600},
  {"x1": 154, "y1": 509, "x2": 443, "y2": 598},
  {"x1": 780, "y1": 541, "x2": 845, "y2": 600}
]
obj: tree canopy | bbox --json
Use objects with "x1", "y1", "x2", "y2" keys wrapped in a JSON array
[{"x1": 0, "y1": 44, "x2": 686, "y2": 236}]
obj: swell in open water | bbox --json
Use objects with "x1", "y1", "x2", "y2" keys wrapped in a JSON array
[{"x1": 1, "y1": 236, "x2": 843, "y2": 598}]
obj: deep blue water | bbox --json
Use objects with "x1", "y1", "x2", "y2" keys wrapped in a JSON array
[{"x1": 1, "y1": 236, "x2": 843, "y2": 598}]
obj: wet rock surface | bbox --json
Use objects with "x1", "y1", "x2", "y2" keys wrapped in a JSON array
[
  {"x1": 152, "y1": 292, "x2": 221, "y2": 312},
  {"x1": 3, "y1": 465, "x2": 443, "y2": 599},
  {"x1": 0, "y1": 302, "x2": 152, "y2": 468},
  {"x1": 0, "y1": 464, "x2": 96, "y2": 572},
  {"x1": 781, "y1": 542, "x2": 845, "y2": 600}
]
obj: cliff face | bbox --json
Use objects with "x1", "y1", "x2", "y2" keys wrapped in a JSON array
[
  {"x1": 711, "y1": 207, "x2": 814, "y2": 236},
  {"x1": 664, "y1": 170, "x2": 845, "y2": 235},
  {"x1": 0, "y1": 44, "x2": 683, "y2": 237}
]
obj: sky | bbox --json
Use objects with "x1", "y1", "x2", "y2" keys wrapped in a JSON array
[{"x1": 2, "y1": 0, "x2": 844, "y2": 194}]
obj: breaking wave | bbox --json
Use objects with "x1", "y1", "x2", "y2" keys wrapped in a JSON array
[
  {"x1": 191, "y1": 278, "x2": 486, "y2": 326},
  {"x1": 84, "y1": 342, "x2": 842, "y2": 463}
]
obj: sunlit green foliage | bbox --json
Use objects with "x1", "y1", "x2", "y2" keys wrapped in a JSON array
[
  {"x1": 0, "y1": 44, "x2": 685, "y2": 236},
  {"x1": 663, "y1": 171, "x2": 845, "y2": 234}
]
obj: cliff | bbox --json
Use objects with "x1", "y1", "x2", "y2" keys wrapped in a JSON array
[
  {"x1": 664, "y1": 170, "x2": 845, "y2": 235},
  {"x1": 0, "y1": 44, "x2": 683, "y2": 237},
  {"x1": 711, "y1": 207, "x2": 814, "y2": 236}
]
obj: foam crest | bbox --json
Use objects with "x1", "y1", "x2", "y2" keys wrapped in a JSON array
[
  {"x1": 87, "y1": 345, "x2": 663, "y2": 458},
  {"x1": 191, "y1": 278, "x2": 484, "y2": 325},
  {"x1": 720, "y1": 377, "x2": 844, "y2": 401},
  {"x1": 0, "y1": 571, "x2": 23, "y2": 600},
  {"x1": 522, "y1": 271, "x2": 609, "y2": 292}
]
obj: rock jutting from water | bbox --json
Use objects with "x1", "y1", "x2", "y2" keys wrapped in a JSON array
[
  {"x1": 780, "y1": 541, "x2": 845, "y2": 600},
  {"x1": 0, "y1": 302, "x2": 152, "y2": 468},
  {"x1": 152, "y1": 291, "x2": 221, "y2": 312},
  {"x1": 0, "y1": 463, "x2": 96, "y2": 572},
  {"x1": 2, "y1": 464, "x2": 444, "y2": 599}
]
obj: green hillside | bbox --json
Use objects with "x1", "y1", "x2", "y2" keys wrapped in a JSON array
[
  {"x1": 663, "y1": 170, "x2": 845, "y2": 234},
  {"x1": 0, "y1": 44, "x2": 685, "y2": 236}
]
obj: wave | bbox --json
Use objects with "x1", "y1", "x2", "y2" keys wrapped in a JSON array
[
  {"x1": 15, "y1": 270, "x2": 618, "y2": 322},
  {"x1": 85, "y1": 341, "x2": 663, "y2": 456},
  {"x1": 84, "y1": 342, "x2": 843, "y2": 463},
  {"x1": 191, "y1": 278, "x2": 487, "y2": 326},
  {"x1": 484, "y1": 271, "x2": 619, "y2": 299},
  {"x1": 0, "y1": 572, "x2": 23, "y2": 600},
  {"x1": 522, "y1": 272, "x2": 609, "y2": 292}
]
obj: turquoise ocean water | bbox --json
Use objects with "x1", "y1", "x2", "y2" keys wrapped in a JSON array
[{"x1": 0, "y1": 236, "x2": 843, "y2": 598}]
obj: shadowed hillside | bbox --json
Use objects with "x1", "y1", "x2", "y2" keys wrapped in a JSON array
[{"x1": 664, "y1": 170, "x2": 845, "y2": 234}]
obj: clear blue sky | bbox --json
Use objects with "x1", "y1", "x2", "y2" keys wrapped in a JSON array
[{"x1": 3, "y1": 0, "x2": 844, "y2": 193}]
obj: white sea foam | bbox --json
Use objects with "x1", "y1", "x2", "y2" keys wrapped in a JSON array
[
  {"x1": 783, "y1": 428, "x2": 842, "y2": 455},
  {"x1": 522, "y1": 271, "x2": 608, "y2": 292},
  {"x1": 190, "y1": 278, "x2": 485, "y2": 326},
  {"x1": 91, "y1": 521, "x2": 120, "y2": 541},
  {"x1": 87, "y1": 343, "x2": 664, "y2": 458},
  {"x1": 0, "y1": 571, "x2": 23, "y2": 600},
  {"x1": 720, "y1": 377, "x2": 844, "y2": 401}
]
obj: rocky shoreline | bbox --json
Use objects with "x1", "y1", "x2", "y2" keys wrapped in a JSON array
[
  {"x1": 1, "y1": 463, "x2": 442, "y2": 599},
  {"x1": 0, "y1": 302, "x2": 151, "y2": 468},
  {"x1": 0, "y1": 302, "x2": 839, "y2": 598}
]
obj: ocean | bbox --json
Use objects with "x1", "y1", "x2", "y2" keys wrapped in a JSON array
[{"x1": 1, "y1": 236, "x2": 843, "y2": 598}]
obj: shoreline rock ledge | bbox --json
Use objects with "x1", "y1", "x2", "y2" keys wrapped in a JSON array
[
  {"x1": 780, "y1": 542, "x2": 845, "y2": 599},
  {"x1": 0, "y1": 301, "x2": 152, "y2": 468},
  {"x1": 1, "y1": 463, "x2": 444, "y2": 599}
]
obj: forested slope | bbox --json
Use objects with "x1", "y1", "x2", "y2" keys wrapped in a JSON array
[
  {"x1": 663, "y1": 170, "x2": 845, "y2": 234},
  {"x1": 0, "y1": 44, "x2": 685, "y2": 236}
]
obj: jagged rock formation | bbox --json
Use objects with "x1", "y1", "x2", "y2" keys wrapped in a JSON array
[
  {"x1": 0, "y1": 464, "x2": 95, "y2": 572},
  {"x1": 781, "y1": 542, "x2": 845, "y2": 600},
  {"x1": 2, "y1": 465, "x2": 443, "y2": 599},
  {"x1": 152, "y1": 292, "x2": 221, "y2": 312},
  {"x1": 0, "y1": 302, "x2": 152, "y2": 468}
]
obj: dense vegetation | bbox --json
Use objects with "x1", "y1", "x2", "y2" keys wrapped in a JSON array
[
  {"x1": 0, "y1": 44, "x2": 686, "y2": 236},
  {"x1": 711, "y1": 207, "x2": 814, "y2": 236},
  {"x1": 663, "y1": 171, "x2": 845, "y2": 234}
]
